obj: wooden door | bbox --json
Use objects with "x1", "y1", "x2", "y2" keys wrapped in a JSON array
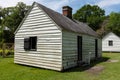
[
  {"x1": 95, "y1": 39, "x2": 98, "y2": 58},
  {"x1": 77, "y1": 36, "x2": 82, "y2": 61}
]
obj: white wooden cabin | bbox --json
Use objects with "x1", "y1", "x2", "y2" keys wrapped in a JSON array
[
  {"x1": 102, "y1": 32, "x2": 120, "y2": 52},
  {"x1": 14, "y1": 2, "x2": 102, "y2": 71}
]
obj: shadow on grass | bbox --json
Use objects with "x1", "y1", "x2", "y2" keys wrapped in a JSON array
[{"x1": 64, "y1": 57, "x2": 110, "y2": 73}]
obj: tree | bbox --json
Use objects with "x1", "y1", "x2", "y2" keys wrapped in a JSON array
[
  {"x1": 73, "y1": 4, "x2": 105, "y2": 31},
  {"x1": 2, "y1": 2, "x2": 30, "y2": 33},
  {"x1": 0, "y1": 2, "x2": 30, "y2": 43},
  {"x1": 0, "y1": 2, "x2": 30, "y2": 57},
  {"x1": 0, "y1": 7, "x2": 2, "y2": 25},
  {"x1": 106, "y1": 12, "x2": 120, "y2": 36},
  {"x1": 96, "y1": 16, "x2": 109, "y2": 37}
]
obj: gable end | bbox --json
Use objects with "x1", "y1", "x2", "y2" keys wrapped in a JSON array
[{"x1": 14, "y1": 2, "x2": 62, "y2": 34}]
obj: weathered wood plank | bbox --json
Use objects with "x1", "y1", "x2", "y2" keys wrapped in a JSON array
[
  {"x1": 15, "y1": 4, "x2": 62, "y2": 71},
  {"x1": 14, "y1": 61, "x2": 62, "y2": 71},
  {"x1": 62, "y1": 30, "x2": 101, "y2": 69}
]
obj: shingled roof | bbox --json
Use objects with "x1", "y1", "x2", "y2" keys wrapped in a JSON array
[
  {"x1": 36, "y1": 2, "x2": 98, "y2": 37},
  {"x1": 15, "y1": 2, "x2": 98, "y2": 37}
]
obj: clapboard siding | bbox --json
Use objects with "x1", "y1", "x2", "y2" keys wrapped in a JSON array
[
  {"x1": 17, "y1": 30, "x2": 60, "y2": 35},
  {"x1": 15, "y1": 4, "x2": 62, "y2": 71},
  {"x1": 15, "y1": 55, "x2": 61, "y2": 61},
  {"x1": 25, "y1": 17, "x2": 48, "y2": 22},
  {"x1": 82, "y1": 35, "x2": 95, "y2": 62},
  {"x1": 15, "y1": 53, "x2": 61, "y2": 59},
  {"x1": 98, "y1": 39, "x2": 102, "y2": 57},
  {"x1": 62, "y1": 30, "x2": 78, "y2": 69},
  {"x1": 102, "y1": 32, "x2": 120, "y2": 52},
  {"x1": 14, "y1": 61, "x2": 61, "y2": 71},
  {"x1": 15, "y1": 2, "x2": 102, "y2": 71},
  {"x1": 62, "y1": 30, "x2": 101, "y2": 69}
]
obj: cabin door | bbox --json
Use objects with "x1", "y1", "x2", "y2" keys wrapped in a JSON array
[
  {"x1": 95, "y1": 39, "x2": 98, "y2": 58},
  {"x1": 77, "y1": 36, "x2": 82, "y2": 62}
]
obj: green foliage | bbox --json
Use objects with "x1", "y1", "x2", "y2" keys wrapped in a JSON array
[
  {"x1": 73, "y1": 4, "x2": 105, "y2": 31},
  {"x1": 0, "y1": 2, "x2": 30, "y2": 43},
  {"x1": 0, "y1": 49, "x2": 14, "y2": 56},
  {"x1": 0, "y1": 53, "x2": 120, "y2": 80},
  {"x1": 2, "y1": 2, "x2": 30, "y2": 32},
  {"x1": 0, "y1": 30, "x2": 3, "y2": 43},
  {"x1": 106, "y1": 12, "x2": 120, "y2": 36}
]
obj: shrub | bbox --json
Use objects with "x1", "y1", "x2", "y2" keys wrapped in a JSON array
[
  {"x1": 0, "y1": 49, "x2": 3, "y2": 56},
  {"x1": 7, "y1": 50, "x2": 14, "y2": 55},
  {"x1": 0, "y1": 49, "x2": 14, "y2": 56}
]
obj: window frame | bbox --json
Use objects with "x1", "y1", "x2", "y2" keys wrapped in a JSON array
[
  {"x1": 29, "y1": 36, "x2": 37, "y2": 51},
  {"x1": 108, "y1": 40, "x2": 113, "y2": 46},
  {"x1": 24, "y1": 38, "x2": 30, "y2": 50},
  {"x1": 24, "y1": 36, "x2": 37, "y2": 51}
]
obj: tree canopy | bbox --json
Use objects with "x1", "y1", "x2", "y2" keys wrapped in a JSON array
[
  {"x1": 0, "y1": 2, "x2": 30, "y2": 43},
  {"x1": 73, "y1": 4, "x2": 105, "y2": 31},
  {"x1": 106, "y1": 12, "x2": 120, "y2": 36},
  {"x1": 0, "y1": 3, "x2": 120, "y2": 43}
]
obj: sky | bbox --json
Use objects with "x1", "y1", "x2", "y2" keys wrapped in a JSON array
[{"x1": 0, "y1": 0, "x2": 120, "y2": 15}]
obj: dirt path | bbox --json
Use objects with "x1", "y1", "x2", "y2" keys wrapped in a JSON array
[{"x1": 86, "y1": 66, "x2": 104, "y2": 75}]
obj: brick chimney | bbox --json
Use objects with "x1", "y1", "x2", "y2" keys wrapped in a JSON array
[{"x1": 62, "y1": 6, "x2": 72, "y2": 19}]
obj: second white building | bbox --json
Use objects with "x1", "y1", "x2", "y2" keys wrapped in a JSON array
[{"x1": 102, "y1": 32, "x2": 120, "y2": 52}]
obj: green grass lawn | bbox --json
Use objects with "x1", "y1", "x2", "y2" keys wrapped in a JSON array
[{"x1": 0, "y1": 53, "x2": 120, "y2": 80}]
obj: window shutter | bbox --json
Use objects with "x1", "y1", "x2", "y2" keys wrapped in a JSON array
[{"x1": 24, "y1": 38, "x2": 30, "y2": 50}]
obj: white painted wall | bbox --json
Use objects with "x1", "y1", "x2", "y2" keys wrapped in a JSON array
[
  {"x1": 62, "y1": 30, "x2": 102, "y2": 69},
  {"x1": 102, "y1": 32, "x2": 120, "y2": 52},
  {"x1": 15, "y1": 3, "x2": 62, "y2": 71},
  {"x1": 15, "y1": 3, "x2": 102, "y2": 71}
]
